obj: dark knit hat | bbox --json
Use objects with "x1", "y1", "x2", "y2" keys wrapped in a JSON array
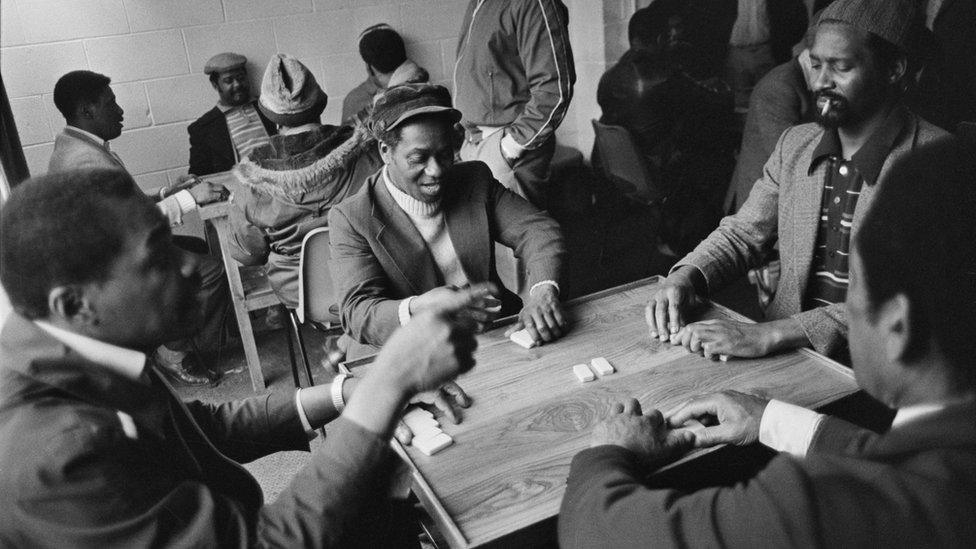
[
  {"x1": 258, "y1": 54, "x2": 328, "y2": 127},
  {"x1": 370, "y1": 83, "x2": 461, "y2": 136},
  {"x1": 818, "y1": 0, "x2": 918, "y2": 52}
]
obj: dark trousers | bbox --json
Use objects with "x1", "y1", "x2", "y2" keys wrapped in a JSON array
[{"x1": 168, "y1": 236, "x2": 229, "y2": 356}]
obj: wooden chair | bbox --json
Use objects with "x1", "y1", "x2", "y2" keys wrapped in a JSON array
[{"x1": 285, "y1": 227, "x2": 344, "y2": 388}]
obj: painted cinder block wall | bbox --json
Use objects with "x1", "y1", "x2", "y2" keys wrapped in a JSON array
[{"x1": 2, "y1": 0, "x2": 651, "y2": 200}]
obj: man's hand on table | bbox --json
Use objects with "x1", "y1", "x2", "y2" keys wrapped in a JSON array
[
  {"x1": 670, "y1": 317, "x2": 811, "y2": 359},
  {"x1": 590, "y1": 398, "x2": 695, "y2": 469},
  {"x1": 412, "y1": 282, "x2": 501, "y2": 332},
  {"x1": 667, "y1": 390, "x2": 770, "y2": 448},
  {"x1": 188, "y1": 178, "x2": 227, "y2": 205},
  {"x1": 645, "y1": 266, "x2": 705, "y2": 342},
  {"x1": 394, "y1": 382, "x2": 472, "y2": 444},
  {"x1": 505, "y1": 283, "x2": 567, "y2": 344}
]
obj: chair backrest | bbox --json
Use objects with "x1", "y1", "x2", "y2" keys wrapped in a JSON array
[
  {"x1": 591, "y1": 119, "x2": 659, "y2": 205},
  {"x1": 296, "y1": 227, "x2": 339, "y2": 327}
]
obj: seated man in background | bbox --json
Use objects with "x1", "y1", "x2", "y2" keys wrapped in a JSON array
[
  {"x1": 341, "y1": 24, "x2": 429, "y2": 126},
  {"x1": 228, "y1": 53, "x2": 382, "y2": 310},
  {"x1": 188, "y1": 52, "x2": 277, "y2": 177},
  {"x1": 47, "y1": 70, "x2": 229, "y2": 385},
  {"x1": 0, "y1": 168, "x2": 478, "y2": 547},
  {"x1": 559, "y1": 135, "x2": 976, "y2": 548},
  {"x1": 646, "y1": 0, "x2": 946, "y2": 362},
  {"x1": 330, "y1": 84, "x2": 567, "y2": 359},
  {"x1": 597, "y1": 0, "x2": 735, "y2": 256}
]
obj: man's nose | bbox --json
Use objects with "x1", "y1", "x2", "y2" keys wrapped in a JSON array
[
  {"x1": 813, "y1": 68, "x2": 834, "y2": 92},
  {"x1": 425, "y1": 157, "x2": 444, "y2": 178}
]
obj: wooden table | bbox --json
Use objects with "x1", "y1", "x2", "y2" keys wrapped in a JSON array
[
  {"x1": 197, "y1": 171, "x2": 279, "y2": 391},
  {"x1": 347, "y1": 276, "x2": 859, "y2": 548}
]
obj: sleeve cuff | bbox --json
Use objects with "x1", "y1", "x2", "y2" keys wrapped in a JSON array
[
  {"x1": 529, "y1": 280, "x2": 560, "y2": 296},
  {"x1": 759, "y1": 399, "x2": 825, "y2": 458},
  {"x1": 173, "y1": 189, "x2": 197, "y2": 214},
  {"x1": 294, "y1": 388, "x2": 318, "y2": 440},
  {"x1": 500, "y1": 132, "x2": 524, "y2": 158},
  {"x1": 398, "y1": 296, "x2": 415, "y2": 326}
]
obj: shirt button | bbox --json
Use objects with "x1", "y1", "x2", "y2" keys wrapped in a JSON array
[
  {"x1": 839, "y1": 165, "x2": 849, "y2": 176},
  {"x1": 833, "y1": 196, "x2": 841, "y2": 204}
]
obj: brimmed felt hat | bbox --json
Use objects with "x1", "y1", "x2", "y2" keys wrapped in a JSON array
[
  {"x1": 204, "y1": 52, "x2": 247, "y2": 75},
  {"x1": 258, "y1": 53, "x2": 328, "y2": 127},
  {"x1": 818, "y1": 0, "x2": 918, "y2": 52},
  {"x1": 369, "y1": 83, "x2": 461, "y2": 136}
]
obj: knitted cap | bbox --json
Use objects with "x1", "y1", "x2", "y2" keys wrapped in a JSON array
[
  {"x1": 204, "y1": 52, "x2": 247, "y2": 75},
  {"x1": 258, "y1": 54, "x2": 328, "y2": 127},
  {"x1": 370, "y1": 83, "x2": 461, "y2": 136},
  {"x1": 818, "y1": 0, "x2": 918, "y2": 52}
]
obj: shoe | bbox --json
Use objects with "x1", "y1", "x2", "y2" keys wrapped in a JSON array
[{"x1": 154, "y1": 346, "x2": 214, "y2": 386}]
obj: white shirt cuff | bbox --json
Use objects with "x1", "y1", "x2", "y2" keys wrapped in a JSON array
[
  {"x1": 398, "y1": 296, "x2": 415, "y2": 326},
  {"x1": 173, "y1": 189, "x2": 197, "y2": 214},
  {"x1": 759, "y1": 399, "x2": 825, "y2": 458},
  {"x1": 294, "y1": 388, "x2": 317, "y2": 439},
  {"x1": 529, "y1": 280, "x2": 560, "y2": 296}
]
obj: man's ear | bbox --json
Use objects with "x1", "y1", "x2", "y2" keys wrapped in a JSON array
[
  {"x1": 48, "y1": 286, "x2": 96, "y2": 326},
  {"x1": 879, "y1": 293, "x2": 911, "y2": 363},
  {"x1": 889, "y1": 55, "x2": 908, "y2": 85},
  {"x1": 378, "y1": 140, "x2": 392, "y2": 164}
]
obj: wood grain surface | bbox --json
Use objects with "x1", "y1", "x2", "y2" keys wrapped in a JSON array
[{"x1": 350, "y1": 277, "x2": 858, "y2": 548}]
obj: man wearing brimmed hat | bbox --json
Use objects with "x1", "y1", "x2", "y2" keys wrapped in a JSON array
[
  {"x1": 341, "y1": 24, "x2": 429, "y2": 126},
  {"x1": 187, "y1": 52, "x2": 277, "y2": 176},
  {"x1": 647, "y1": 0, "x2": 947, "y2": 364},
  {"x1": 228, "y1": 53, "x2": 382, "y2": 313},
  {"x1": 329, "y1": 83, "x2": 568, "y2": 360}
]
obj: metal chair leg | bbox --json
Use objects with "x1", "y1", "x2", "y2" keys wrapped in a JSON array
[
  {"x1": 288, "y1": 310, "x2": 315, "y2": 386},
  {"x1": 283, "y1": 316, "x2": 302, "y2": 388}
]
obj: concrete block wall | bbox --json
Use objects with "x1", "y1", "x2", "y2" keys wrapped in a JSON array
[{"x1": 4, "y1": 0, "x2": 644, "y2": 187}]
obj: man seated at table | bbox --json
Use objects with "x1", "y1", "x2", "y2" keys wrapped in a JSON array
[
  {"x1": 228, "y1": 53, "x2": 382, "y2": 310},
  {"x1": 559, "y1": 134, "x2": 976, "y2": 547},
  {"x1": 47, "y1": 70, "x2": 229, "y2": 386},
  {"x1": 329, "y1": 83, "x2": 567, "y2": 359},
  {"x1": 645, "y1": 0, "x2": 947, "y2": 362},
  {"x1": 341, "y1": 24, "x2": 429, "y2": 126},
  {"x1": 0, "y1": 167, "x2": 480, "y2": 546},
  {"x1": 188, "y1": 52, "x2": 277, "y2": 176}
]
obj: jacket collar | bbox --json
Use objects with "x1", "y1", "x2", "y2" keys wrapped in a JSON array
[
  {"x1": 865, "y1": 400, "x2": 976, "y2": 459},
  {"x1": 808, "y1": 104, "x2": 910, "y2": 185},
  {"x1": 0, "y1": 314, "x2": 169, "y2": 439}
]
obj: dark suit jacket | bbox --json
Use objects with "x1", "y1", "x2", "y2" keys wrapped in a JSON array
[
  {"x1": 328, "y1": 161, "x2": 565, "y2": 357},
  {"x1": 187, "y1": 101, "x2": 277, "y2": 176},
  {"x1": 0, "y1": 314, "x2": 396, "y2": 547},
  {"x1": 560, "y1": 401, "x2": 976, "y2": 548}
]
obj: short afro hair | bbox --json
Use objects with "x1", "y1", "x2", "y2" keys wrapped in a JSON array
[
  {"x1": 53, "y1": 70, "x2": 111, "y2": 119},
  {"x1": 358, "y1": 24, "x2": 407, "y2": 74},
  {"x1": 856, "y1": 135, "x2": 976, "y2": 389},
  {"x1": 0, "y1": 169, "x2": 157, "y2": 319}
]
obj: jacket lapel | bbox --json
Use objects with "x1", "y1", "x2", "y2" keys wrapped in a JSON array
[
  {"x1": 791, "y1": 157, "x2": 825, "y2": 303},
  {"x1": 444, "y1": 173, "x2": 489, "y2": 283},
  {"x1": 371, "y1": 176, "x2": 440, "y2": 294}
]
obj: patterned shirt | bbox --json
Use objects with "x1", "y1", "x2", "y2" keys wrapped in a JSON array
[
  {"x1": 803, "y1": 106, "x2": 909, "y2": 310},
  {"x1": 220, "y1": 102, "x2": 271, "y2": 161}
]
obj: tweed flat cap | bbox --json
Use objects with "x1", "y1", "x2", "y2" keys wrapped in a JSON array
[
  {"x1": 204, "y1": 52, "x2": 247, "y2": 75},
  {"x1": 258, "y1": 53, "x2": 327, "y2": 127},
  {"x1": 818, "y1": 0, "x2": 918, "y2": 52},
  {"x1": 370, "y1": 83, "x2": 461, "y2": 135}
]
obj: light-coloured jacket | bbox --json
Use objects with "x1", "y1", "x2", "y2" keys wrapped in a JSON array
[{"x1": 677, "y1": 110, "x2": 947, "y2": 357}]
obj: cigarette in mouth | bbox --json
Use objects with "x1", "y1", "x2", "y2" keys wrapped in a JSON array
[{"x1": 821, "y1": 100, "x2": 830, "y2": 116}]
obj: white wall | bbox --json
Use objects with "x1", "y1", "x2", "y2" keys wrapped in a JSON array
[{"x1": 2, "y1": 0, "x2": 466, "y2": 193}]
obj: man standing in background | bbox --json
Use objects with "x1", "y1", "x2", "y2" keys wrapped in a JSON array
[{"x1": 453, "y1": 0, "x2": 575, "y2": 212}]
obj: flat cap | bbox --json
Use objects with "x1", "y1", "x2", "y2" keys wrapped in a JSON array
[
  {"x1": 819, "y1": 0, "x2": 918, "y2": 52},
  {"x1": 204, "y1": 52, "x2": 247, "y2": 75},
  {"x1": 370, "y1": 83, "x2": 461, "y2": 136}
]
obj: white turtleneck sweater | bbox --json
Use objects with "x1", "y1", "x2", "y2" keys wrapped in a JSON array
[{"x1": 383, "y1": 168, "x2": 470, "y2": 324}]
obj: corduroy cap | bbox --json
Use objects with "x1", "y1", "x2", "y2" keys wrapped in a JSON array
[
  {"x1": 370, "y1": 83, "x2": 461, "y2": 136},
  {"x1": 258, "y1": 54, "x2": 328, "y2": 127},
  {"x1": 204, "y1": 52, "x2": 247, "y2": 75},
  {"x1": 818, "y1": 0, "x2": 918, "y2": 52}
]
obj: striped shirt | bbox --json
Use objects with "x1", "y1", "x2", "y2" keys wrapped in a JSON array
[
  {"x1": 221, "y1": 103, "x2": 270, "y2": 161},
  {"x1": 803, "y1": 106, "x2": 910, "y2": 310}
]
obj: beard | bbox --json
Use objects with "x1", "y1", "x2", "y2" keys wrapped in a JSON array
[{"x1": 814, "y1": 92, "x2": 851, "y2": 129}]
